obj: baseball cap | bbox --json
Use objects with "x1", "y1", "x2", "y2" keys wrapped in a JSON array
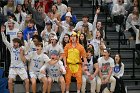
[
  {"x1": 65, "y1": 12, "x2": 72, "y2": 17},
  {"x1": 50, "y1": 50, "x2": 59, "y2": 56}
]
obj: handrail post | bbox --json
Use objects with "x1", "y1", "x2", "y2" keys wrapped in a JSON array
[
  {"x1": 92, "y1": 0, "x2": 95, "y2": 21},
  {"x1": 131, "y1": 49, "x2": 135, "y2": 78},
  {"x1": 80, "y1": 0, "x2": 83, "y2": 6},
  {"x1": 104, "y1": 2, "x2": 107, "y2": 40},
  {"x1": 118, "y1": 25, "x2": 121, "y2": 53}
]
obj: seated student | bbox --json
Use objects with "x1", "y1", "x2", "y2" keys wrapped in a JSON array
[
  {"x1": 20, "y1": 42, "x2": 50, "y2": 93},
  {"x1": 1, "y1": 25, "x2": 29, "y2": 93},
  {"x1": 113, "y1": 54, "x2": 126, "y2": 93},
  {"x1": 98, "y1": 48, "x2": 116, "y2": 93},
  {"x1": 40, "y1": 50, "x2": 66, "y2": 93},
  {"x1": 81, "y1": 48, "x2": 101, "y2": 93}
]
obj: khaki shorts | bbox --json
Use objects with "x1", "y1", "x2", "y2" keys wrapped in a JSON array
[
  {"x1": 29, "y1": 71, "x2": 46, "y2": 80},
  {"x1": 8, "y1": 67, "x2": 28, "y2": 80}
]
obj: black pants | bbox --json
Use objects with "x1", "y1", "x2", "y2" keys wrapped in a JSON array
[
  {"x1": 136, "y1": 44, "x2": 140, "y2": 51},
  {"x1": 128, "y1": 27, "x2": 137, "y2": 40},
  {"x1": 114, "y1": 76, "x2": 126, "y2": 93},
  {"x1": 113, "y1": 15, "x2": 124, "y2": 25}
]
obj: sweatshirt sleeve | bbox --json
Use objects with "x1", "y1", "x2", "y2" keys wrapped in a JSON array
[
  {"x1": 131, "y1": 22, "x2": 138, "y2": 33},
  {"x1": 27, "y1": 3, "x2": 36, "y2": 14},
  {"x1": 23, "y1": 29, "x2": 27, "y2": 41},
  {"x1": 92, "y1": 14, "x2": 98, "y2": 39},
  {"x1": 40, "y1": 63, "x2": 48, "y2": 71},
  {"x1": 125, "y1": 14, "x2": 132, "y2": 30},
  {"x1": 118, "y1": 63, "x2": 124, "y2": 78},
  {"x1": 1, "y1": 32, "x2": 12, "y2": 51},
  {"x1": 59, "y1": 61, "x2": 66, "y2": 74}
]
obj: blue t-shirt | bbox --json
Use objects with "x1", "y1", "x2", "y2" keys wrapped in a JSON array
[{"x1": 23, "y1": 27, "x2": 36, "y2": 41}]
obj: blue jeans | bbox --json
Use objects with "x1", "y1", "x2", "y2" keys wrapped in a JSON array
[{"x1": 0, "y1": 78, "x2": 8, "y2": 93}]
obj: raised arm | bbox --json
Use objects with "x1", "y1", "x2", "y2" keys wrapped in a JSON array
[
  {"x1": 125, "y1": 14, "x2": 132, "y2": 31},
  {"x1": 1, "y1": 25, "x2": 12, "y2": 51},
  {"x1": 27, "y1": 0, "x2": 36, "y2": 14},
  {"x1": 92, "y1": 8, "x2": 100, "y2": 39},
  {"x1": 59, "y1": 61, "x2": 66, "y2": 74},
  {"x1": 20, "y1": 47, "x2": 27, "y2": 63}
]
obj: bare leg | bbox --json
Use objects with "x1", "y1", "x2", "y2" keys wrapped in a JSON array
[
  {"x1": 59, "y1": 76, "x2": 65, "y2": 93},
  {"x1": 31, "y1": 78, "x2": 36, "y2": 93},
  {"x1": 40, "y1": 77, "x2": 48, "y2": 93},
  {"x1": 77, "y1": 83, "x2": 82, "y2": 92},
  {"x1": 24, "y1": 78, "x2": 30, "y2": 93},
  {"x1": 8, "y1": 78, "x2": 14, "y2": 93},
  {"x1": 66, "y1": 83, "x2": 70, "y2": 92},
  {"x1": 47, "y1": 77, "x2": 52, "y2": 93}
]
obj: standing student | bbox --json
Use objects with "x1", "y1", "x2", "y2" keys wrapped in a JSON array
[
  {"x1": 20, "y1": 42, "x2": 49, "y2": 93},
  {"x1": 1, "y1": 25, "x2": 29, "y2": 93},
  {"x1": 28, "y1": 0, "x2": 46, "y2": 34},
  {"x1": 44, "y1": 35, "x2": 64, "y2": 59},
  {"x1": 40, "y1": 50, "x2": 66, "y2": 93},
  {"x1": 64, "y1": 32, "x2": 88, "y2": 93}
]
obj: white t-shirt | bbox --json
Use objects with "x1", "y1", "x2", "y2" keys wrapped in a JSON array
[
  {"x1": 61, "y1": 21, "x2": 70, "y2": 29},
  {"x1": 56, "y1": 3, "x2": 67, "y2": 17},
  {"x1": 44, "y1": 43, "x2": 64, "y2": 58},
  {"x1": 41, "y1": 29, "x2": 56, "y2": 42},
  {"x1": 6, "y1": 28, "x2": 19, "y2": 43},
  {"x1": 1, "y1": 32, "x2": 25, "y2": 68},
  {"x1": 73, "y1": 21, "x2": 93, "y2": 32},
  {"x1": 25, "y1": 51, "x2": 50, "y2": 72},
  {"x1": 41, "y1": 60, "x2": 66, "y2": 77},
  {"x1": 98, "y1": 57, "x2": 115, "y2": 75},
  {"x1": 90, "y1": 39, "x2": 100, "y2": 56}
]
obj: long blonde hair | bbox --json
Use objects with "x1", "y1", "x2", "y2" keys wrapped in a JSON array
[{"x1": 7, "y1": 0, "x2": 15, "y2": 11}]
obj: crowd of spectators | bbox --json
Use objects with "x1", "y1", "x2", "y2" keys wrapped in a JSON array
[{"x1": 0, "y1": 0, "x2": 140, "y2": 93}]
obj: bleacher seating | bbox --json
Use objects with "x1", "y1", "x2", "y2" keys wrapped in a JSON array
[{"x1": 0, "y1": 0, "x2": 140, "y2": 93}]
